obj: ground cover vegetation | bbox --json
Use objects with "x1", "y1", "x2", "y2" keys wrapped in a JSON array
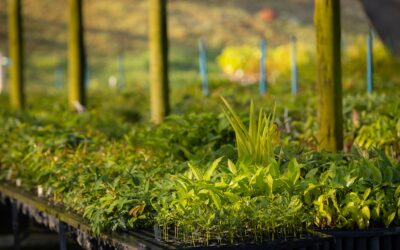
[
  {"x1": 1, "y1": 0, "x2": 400, "y2": 248},
  {"x1": 0, "y1": 86, "x2": 399, "y2": 246}
]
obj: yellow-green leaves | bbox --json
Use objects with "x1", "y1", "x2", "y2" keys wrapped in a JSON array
[
  {"x1": 361, "y1": 206, "x2": 370, "y2": 221},
  {"x1": 129, "y1": 204, "x2": 146, "y2": 217},
  {"x1": 221, "y1": 97, "x2": 279, "y2": 166},
  {"x1": 227, "y1": 159, "x2": 237, "y2": 174},
  {"x1": 204, "y1": 157, "x2": 223, "y2": 181},
  {"x1": 210, "y1": 191, "x2": 222, "y2": 210},
  {"x1": 284, "y1": 158, "x2": 302, "y2": 188},
  {"x1": 188, "y1": 157, "x2": 223, "y2": 181},
  {"x1": 188, "y1": 162, "x2": 203, "y2": 181},
  {"x1": 265, "y1": 174, "x2": 274, "y2": 198},
  {"x1": 384, "y1": 212, "x2": 396, "y2": 228}
]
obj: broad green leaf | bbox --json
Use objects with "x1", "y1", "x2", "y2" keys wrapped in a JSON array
[
  {"x1": 285, "y1": 158, "x2": 301, "y2": 186},
  {"x1": 368, "y1": 162, "x2": 383, "y2": 184},
  {"x1": 384, "y1": 212, "x2": 396, "y2": 228},
  {"x1": 227, "y1": 159, "x2": 237, "y2": 175},
  {"x1": 345, "y1": 176, "x2": 357, "y2": 187},
  {"x1": 223, "y1": 191, "x2": 240, "y2": 202},
  {"x1": 361, "y1": 206, "x2": 370, "y2": 220},
  {"x1": 204, "y1": 157, "x2": 223, "y2": 181},
  {"x1": 395, "y1": 185, "x2": 400, "y2": 197},
  {"x1": 268, "y1": 160, "x2": 280, "y2": 178},
  {"x1": 210, "y1": 192, "x2": 222, "y2": 210},
  {"x1": 372, "y1": 206, "x2": 380, "y2": 219},
  {"x1": 188, "y1": 163, "x2": 202, "y2": 181},
  {"x1": 363, "y1": 188, "x2": 371, "y2": 201},
  {"x1": 305, "y1": 168, "x2": 319, "y2": 179},
  {"x1": 264, "y1": 174, "x2": 274, "y2": 197},
  {"x1": 232, "y1": 174, "x2": 248, "y2": 184}
]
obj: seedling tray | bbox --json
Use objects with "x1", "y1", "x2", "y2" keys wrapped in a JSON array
[
  {"x1": 0, "y1": 182, "x2": 332, "y2": 250},
  {"x1": 321, "y1": 228, "x2": 400, "y2": 250},
  {"x1": 0, "y1": 182, "x2": 172, "y2": 249}
]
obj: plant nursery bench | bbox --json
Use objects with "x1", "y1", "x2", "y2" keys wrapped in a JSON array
[{"x1": 0, "y1": 182, "x2": 333, "y2": 250}]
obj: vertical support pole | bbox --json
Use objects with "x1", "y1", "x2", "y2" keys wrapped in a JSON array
[
  {"x1": 118, "y1": 54, "x2": 125, "y2": 89},
  {"x1": 367, "y1": 29, "x2": 374, "y2": 94},
  {"x1": 84, "y1": 64, "x2": 90, "y2": 89},
  {"x1": 198, "y1": 39, "x2": 209, "y2": 96},
  {"x1": 11, "y1": 202, "x2": 20, "y2": 250},
  {"x1": 259, "y1": 39, "x2": 267, "y2": 96},
  {"x1": 59, "y1": 222, "x2": 68, "y2": 250},
  {"x1": 55, "y1": 63, "x2": 63, "y2": 89},
  {"x1": 290, "y1": 35, "x2": 298, "y2": 95},
  {"x1": 68, "y1": 0, "x2": 86, "y2": 110},
  {"x1": 0, "y1": 52, "x2": 4, "y2": 94},
  {"x1": 8, "y1": 0, "x2": 24, "y2": 109},
  {"x1": 149, "y1": 0, "x2": 170, "y2": 124},
  {"x1": 314, "y1": 0, "x2": 343, "y2": 151}
]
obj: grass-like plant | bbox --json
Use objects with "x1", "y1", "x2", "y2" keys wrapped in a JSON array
[{"x1": 221, "y1": 97, "x2": 279, "y2": 166}]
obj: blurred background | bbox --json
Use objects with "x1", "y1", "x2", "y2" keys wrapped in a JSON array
[{"x1": 1, "y1": 0, "x2": 395, "y2": 98}]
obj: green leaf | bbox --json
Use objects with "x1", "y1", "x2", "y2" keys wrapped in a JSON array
[
  {"x1": 223, "y1": 191, "x2": 240, "y2": 202},
  {"x1": 368, "y1": 162, "x2": 383, "y2": 184},
  {"x1": 227, "y1": 159, "x2": 237, "y2": 175},
  {"x1": 361, "y1": 206, "x2": 370, "y2": 220},
  {"x1": 305, "y1": 168, "x2": 319, "y2": 179},
  {"x1": 204, "y1": 157, "x2": 223, "y2": 181},
  {"x1": 285, "y1": 158, "x2": 301, "y2": 186},
  {"x1": 268, "y1": 160, "x2": 280, "y2": 178},
  {"x1": 264, "y1": 174, "x2": 274, "y2": 197},
  {"x1": 210, "y1": 192, "x2": 222, "y2": 210},
  {"x1": 221, "y1": 97, "x2": 278, "y2": 166},
  {"x1": 232, "y1": 174, "x2": 248, "y2": 184},
  {"x1": 384, "y1": 212, "x2": 396, "y2": 228},
  {"x1": 345, "y1": 176, "x2": 357, "y2": 187},
  {"x1": 362, "y1": 188, "x2": 371, "y2": 201},
  {"x1": 188, "y1": 163, "x2": 202, "y2": 181}
]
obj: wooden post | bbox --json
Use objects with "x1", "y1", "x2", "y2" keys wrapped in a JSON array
[
  {"x1": 149, "y1": 0, "x2": 170, "y2": 124},
  {"x1": 314, "y1": 0, "x2": 343, "y2": 151},
  {"x1": 8, "y1": 0, "x2": 24, "y2": 110},
  {"x1": 68, "y1": 0, "x2": 86, "y2": 111}
]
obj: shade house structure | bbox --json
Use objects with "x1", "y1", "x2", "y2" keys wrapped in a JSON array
[{"x1": 361, "y1": 0, "x2": 400, "y2": 56}]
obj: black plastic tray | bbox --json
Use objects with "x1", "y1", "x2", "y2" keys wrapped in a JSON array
[{"x1": 321, "y1": 228, "x2": 400, "y2": 250}]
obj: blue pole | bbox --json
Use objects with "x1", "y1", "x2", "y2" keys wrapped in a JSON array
[
  {"x1": 198, "y1": 39, "x2": 209, "y2": 96},
  {"x1": 118, "y1": 54, "x2": 125, "y2": 89},
  {"x1": 55, "y1": 63, "x2": 63, "y2": 89},
  {"x1": 367, "y1": 29, "x2": 374, "y2": 93},
  {"x1": 259, "y1": 39, "x2": 267, "y2": 95},
  {"x1": 290, "y1": 35, "x2": 298, "y2": 95},
  {"x1": 85, "y1": 65, "x2": 90, "y2": 89},
  {"x1": 3, "y1": 57, "x2": 9, "y2": 91},
  {"x1": 0, "y1": 53, "x2": 4, "y2": 93}
]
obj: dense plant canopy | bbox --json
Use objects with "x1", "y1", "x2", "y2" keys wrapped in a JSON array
[{"x1": 0, "y1": 90, "x2": 399, "y2": 246}]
